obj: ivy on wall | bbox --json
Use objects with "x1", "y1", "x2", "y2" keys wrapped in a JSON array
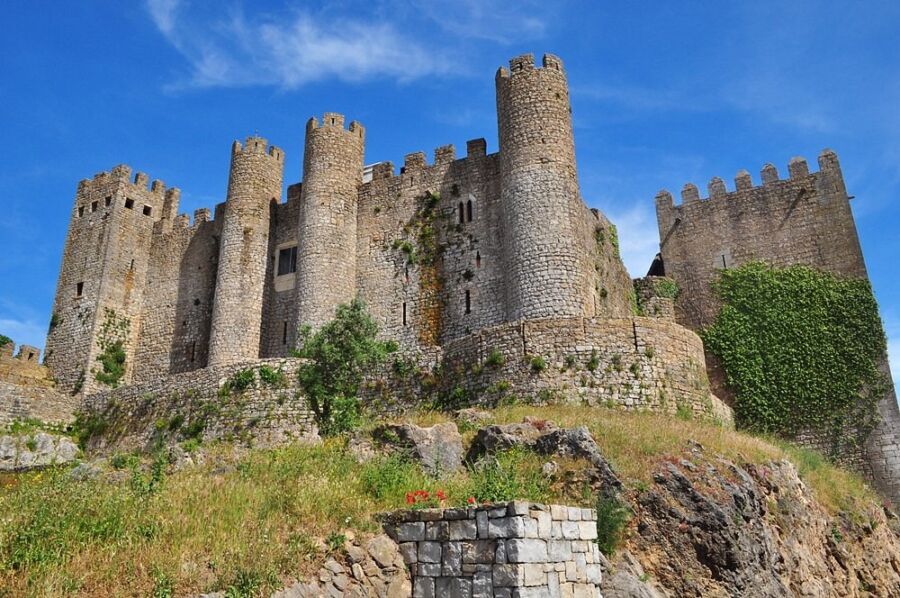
[
  {"x1": 702, "y1": 262, "x2": 889, "y2": 456},
  {"x1": 94, "y1": 308, "x2": 130, "y2": 388}
]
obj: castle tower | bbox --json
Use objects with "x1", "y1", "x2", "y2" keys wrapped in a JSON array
[
  {"x1": 208, "y1": 136, "x2": 284, "y2": 366},
  {"x1": 496, "y1": 53, "x2": 587, "y2": 320},
  {"x1": 293, "y1": 113, "x2": 365, "y2": 331},
  {"x1": 44, "y1": 165, "x2": 177, "y2": 394}
]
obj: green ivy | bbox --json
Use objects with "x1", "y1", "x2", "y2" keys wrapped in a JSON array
[
  {"x1": 94, "y1": 308, "x2": 130, "y2": 388},
  {"x1": 702, "y1": 262, "x2": 889, "y2": 456}
]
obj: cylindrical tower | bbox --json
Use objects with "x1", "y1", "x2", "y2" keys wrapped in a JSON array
[
  {"x1": 294, "y1": 113, "x2": 365, "y2": 331},
  {"x1": 496, "y1": 53, "x2": 587, "y2": 320},
  {"x1": 208, "y1": 136, "x2": 284, "y2": 366}
]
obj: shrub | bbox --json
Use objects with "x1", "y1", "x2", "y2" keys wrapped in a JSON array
[
  {"x1": 258, "y1": 365, "x2": 286, "y2": 387},
  {"x1": 595, "y1": 494, "x2": 630, "y2": 557},
  {"x1": 294, "y1": 298, "x2": 396, "y2": 435},
  {"x1": 485, "y1": 349, "x2": 505, "y2": 368},
  {"x1": 228, "y1": 369, "x2": 257, "y2": 394},
  {"x1": 529, "y1": 356, "x2": 547, "y2": 373},
  {"x1": 586, "y1": 349, "x2": 599, "y2": 372},
  {"x1": 94, "y1": 308, "x2": 130, "y2": 388},
  {"x1": 72, "y1": 411, "x2": 108, "y2": 450}
]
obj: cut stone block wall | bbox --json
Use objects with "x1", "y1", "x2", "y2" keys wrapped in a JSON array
[{"x1": 382, "y1": 501, "x2": 602, "y2": 598}]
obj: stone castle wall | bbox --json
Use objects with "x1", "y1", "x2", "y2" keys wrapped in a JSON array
[
  {"x1": 0, "y1": 340, "x2": 52, "y2": 388},
  {"x1": 655, "y1": 151, "x2": 900, "y2": 503},
  {"x1": 381, "y1": 501, "x2": 603, "y2": 597}
]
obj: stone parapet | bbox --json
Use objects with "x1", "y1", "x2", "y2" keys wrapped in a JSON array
[{"x1": 382, "y1": 501, "x2": 602, "y2": 597}]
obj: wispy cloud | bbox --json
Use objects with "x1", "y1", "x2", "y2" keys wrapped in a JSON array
[
  {"x1": 411, "y1": 0, "x2": 556, "y2": 44},
  {"x1": 146, "y1": 1, "x2": 450, "y2": 90},
  {"x1": 602, "y1": 203, "x2": 659, "y2": 278}
]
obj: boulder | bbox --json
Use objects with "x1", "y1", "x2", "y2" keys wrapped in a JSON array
[
  {"x1": 373, "y1": 422, "x2": 464, "y2": 475},
  {"x1": 0, "y1": 431, "x2": 79, "y2": 471},
  {"x1": 454, "y1": 408, "x2": 492, "y2": 426}
]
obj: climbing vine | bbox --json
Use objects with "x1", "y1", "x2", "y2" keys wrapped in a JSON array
[
  {"x1": 702, "y1": 262, "x2": 889, "y2": 456},
  {"x1": 94, "y1": 308, "x2": 130, "y2": 388}
]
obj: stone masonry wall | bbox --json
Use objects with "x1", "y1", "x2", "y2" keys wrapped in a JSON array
[
  {"x1": 0, "y1": 382, "x2": 79, "y2": 427},
  {"x1": 655, "y1": 151, "x2": 900, "y2": 503},
  {"x1": 0, "y1": 340, "x2": 52, "y2": 388},
  {"x1": 81, "y1": 358, "x2": 317, "y2": 453},
  {"x1": 382, "y1": 501, "x2": 602, "y2": 598}
]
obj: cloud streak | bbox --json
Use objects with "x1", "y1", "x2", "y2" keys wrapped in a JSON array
[{"x1": 146, "y1": 1, "x2": 450, "y2": 90}]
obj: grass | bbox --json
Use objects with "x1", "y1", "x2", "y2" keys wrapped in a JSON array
[{"x1": 0, "y1": 404, "x2": 879, "y2": 596}]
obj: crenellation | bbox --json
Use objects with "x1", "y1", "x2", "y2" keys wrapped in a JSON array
[
  {"x1": 735, "y1": 169, "x2": 753, "y2": 190},
  {"x1": 403, "y1": 151, "x2": 427, "y2": 172},
  {"x1": 434, "y1": 144, "x2": 456, "y2": 165},
  {"x1": 761, "y1": 162, "x2": 779, "y2": 184},
  {"x1": 789, "y1": 156, "x2": 809, "y2": 179},
  {"x1": 466, "y1": 138, "x2": 487, "y2": 158},
  {"x1": 133, "y1": 171, "x2": 149, "y2": 188},
  {"x1": 681, "y1": 183, "x2": 700, "y2": 203},
  {"x1": 708, "y1": 176, "x2": 727, "y2": 199}
]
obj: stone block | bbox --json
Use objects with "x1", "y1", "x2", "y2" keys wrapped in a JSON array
[
  {"x1": 550, "y1": 505, "x2": 567, "y2": 520},
  {"x1": 493, "y1": 564, "x2": 524, "y2": 587},
  {"x1": 505, "y1": 539, "x2": 548, "y2": 563},
  {"x1": 524, "y1": 516, "x2": 539, "y2": 538},
  {"x1": 395, "y1": 521, "x2": 425, "y2": 542},
  {"x1": 449, "y1": 519, "x2": 478, "y2": 540},
  {"x1": 577, "y1": 521, "x2": 597, "y2": 540},
  {"x1": 476, "y1": 510, "x2": 489, "y2": 537},
  {"x1": 533, "y1": 511, "x2": 552, "y2": 538},
  {"x1": 399, "y1": 542, "x2": 418, "y2": 564},
  {"x1": 472, "y1": 571, "x2": 492, "y2": 598},
  {"x1": 443, "y1": 508, "x2": 469, "y2": 520},
  {"x1": 462, "y1": 540, "x2": 496, "y2": 564},
  {"x1": 425, "y1": 520, "x2": 449, "y2": 541},
  {"x1": 508, "y1": 501, "x2": 531, "y2": 516},
  {"x1": 418, "y1": 541, "x2": 442, "y2": 563},
  {"x1": 547, "y1": 540, "x2": 572, "y2": 561},
  {"x1": 488, "y1": 516, "x2": 525, "y2": 539},
  {"x1": 413, "y1": 577, "x2": 435, "y2": 598},
  {"x1": 561, "y1": 521, "x2": 580, "y2": 539},
  {"x1": 567, "y1": 507, "x2": 582, "y2": 521},
  {"x1": 442, "y1": 541, "x2": 462, "y2": 576},
  {"x1": 435, "y1": 576, "x2": 472, "y2": 598},
  {"x1": 418, "y1": 562, "x2": 441, "y2": 577},
  {"x1": 523, "y1": 563, "x2": 547, "y2": 586}
]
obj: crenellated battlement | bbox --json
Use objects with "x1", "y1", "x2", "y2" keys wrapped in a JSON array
[
  {"x1": 655, "y1": 149, "x2": 845, "y2": 211},
  {"x1": 231, "y1": 136, "x2": 284, "y2": 162},
  {"x1": 305, "y1": 112, "x2": 364, "y2": 139},
  {"x1": 496, "y1": 52, "x2": 565, "y2": 79}
]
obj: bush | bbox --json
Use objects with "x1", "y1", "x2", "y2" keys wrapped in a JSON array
[
  {"x1": 258, "y1": 365, "x2": 286, "y2": 387},
  {"x1": 485, "y1": 349, "x2": 505, "y2": 368},
  {"x1": 529, "y1": 356, "x2": 547, "y2": 373},
  {"x1": 72, "y1": 411, "x2": 108, "y2": 450},
  {"x1": 595, "y1": 494, "x2": 630, "y2": 557},
  {"x1": 294, "y1": 298, "x2": 396, "y2": 435}
]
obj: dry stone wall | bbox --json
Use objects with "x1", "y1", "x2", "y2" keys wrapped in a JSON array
[
  {"x1": 0, "y1": 382, "x2": 78, "y2": 426},
  {"x1": 382, "y1": 501, "x2": 602, "y2": 598},
  {"x1": 0, "y1": 340, "x2": 52, "y2": 387}
]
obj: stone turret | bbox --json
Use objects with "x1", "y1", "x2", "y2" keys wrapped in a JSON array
[
  {"x1": 496, "y1": 53, "x2": 587, "y2": 320},
  {"x1": 208, "y1": 136, "x2": 284, "y2": 366},
  {"x1": 293, "y1": 113, "x2": 365, "y2": 331}
]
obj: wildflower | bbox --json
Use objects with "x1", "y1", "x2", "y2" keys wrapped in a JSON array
[
  {"x1": 436, "y1": 490, "x2": 447, "y2": 501},
  {"x1": 467, "y1": 496, "x2": 476, "y2": 505},
  {"x1": 406, "y1": 492, "x2": 415, "y2": 505}
]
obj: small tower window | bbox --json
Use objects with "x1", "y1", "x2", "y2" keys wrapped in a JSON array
[
  {"x1": 129, "y1": 259, "x2": 135, "y2": 271},
  {"x1": 91, "y1": 201, "x2": 98, "y2": 212},
  {"x1": 282, "y1": 321, "x2": 288, "y2": 345},
  {"x1": 76, "y1": 282, "x2": 84, "y2": 297},
  {"x1": 277, "y1": 245, "x2": 298, "y2": 275},
  {"x1": 476, "y1": 251, "x2": 481, "y2": 268},
  {"x1": 142, "y1": 205, "x2": 152, "y2": 216},
  {"x1": 465, "y1": 290, "x2": 471, "y2": 314},
  {"x1": 78, "y1": 206, "x2": 85, "y2": 217},
  {"x1": 105, "y1": 196, "x2": 112, "y2": 207},
  {"x1": 402, "y1": 302, "x2": 407, "y2": 326},
  {"x1": 458, "y1": 202, "x2": 464, "y2": 224},
  {"x1": 466, "y1": 199, "x2": 473, "y2": 222},
  {"x1": 124, "y1": 198, "x2": 134, "y2": 209},
  {"x1": 189, "y1": 341, "x2": 196, "y2": 363}
]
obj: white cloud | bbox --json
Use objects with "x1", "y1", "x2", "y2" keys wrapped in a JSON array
[
  {"x1": 411, "y1": 0, "x2": 554, "y2": 44},
  {"x1": 146, "y1": 2, "x2": 449, "y2": 89},
  {"x1": 602, "y1": 203, "x2": 659, "y2": 278}
]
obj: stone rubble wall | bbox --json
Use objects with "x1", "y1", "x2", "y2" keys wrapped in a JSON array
[
  {"x1": 81, "y1": 358, "x2": 317, "y2": 453},
  {"x1": 0, "y1": 381, "x2": 79, "y2": 426},
  {"x1": 382, "y1": 501, "x2": 602, "y2": 598},
  {"x1": 0, "y1": 340, "x2": 53, "y2": 388}
]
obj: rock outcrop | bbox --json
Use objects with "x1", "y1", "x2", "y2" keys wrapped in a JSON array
[
  {"x1": 371, "y1": 422, "x2": 465, "y2": 476},
  {"x1": 0, "y1": 431, "x2": 79, "y2": 471}
]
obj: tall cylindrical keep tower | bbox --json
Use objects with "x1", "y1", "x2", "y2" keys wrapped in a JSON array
[
  {"x1": 208, "y1": 136, "x2": 284, "y2": 366},
  {"x1": 496, "y1": 53, "x2": 587, "y2": 320},
  {"x1": 294, "y1": 113, "x2": 365, "y2": 331}
]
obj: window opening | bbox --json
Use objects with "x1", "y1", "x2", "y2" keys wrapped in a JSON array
[
  {"x1": 76, "y1": 282, "x2": 84, "y2": 297},
  {"x1": 465, "y1": 290, "x2": 471, "y2": 314},
  {"x1": 282, "y1": 321, "x2": 288, "y2": 345},
  {"x1": 91, "y1": 201, "x2": 98, "y2": 212},
  {"x1": 458, "y1": 202, "x2": 464, "y2": 224},
  {"x1": 278, "y1": 246, "x2": 298, "y2": 275},
  {"x1": 125, "y1": 198, "x2": 134, "y2": 209},
  {"x1": 466, "y1": 199, "x2": 473, "y2": 222},
  {"x1": 402, "y1": 302, "x2": 407, "y2": 326},
  {"x1": 78, "y1": 206, "x2": 85, "y2": 217},
  {"x1": 476, "y1": 251, "x2": 481, "y2": 268},
  {"x1": 142, "y1": 205, "x2": 152, "y2": 216}
]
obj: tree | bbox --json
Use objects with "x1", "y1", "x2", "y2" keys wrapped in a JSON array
[{"x1": 294, "y1": 298, "x2": 397, "y2": 435}]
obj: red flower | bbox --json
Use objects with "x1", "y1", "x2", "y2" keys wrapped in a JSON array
[
  {"x1": 467, "y1": 496, "x2": 476, "y2": 505},
  {"x1": 436, "y1": 490, "x2": 447, "y2": 501}
]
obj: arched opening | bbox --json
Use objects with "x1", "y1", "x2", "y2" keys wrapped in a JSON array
[
  {"x1": 458, "y1": 202, "x2": 465, "y2": 224},
  {"x1": 466, "y1": 199, "x2": 473, "y2": 222}
]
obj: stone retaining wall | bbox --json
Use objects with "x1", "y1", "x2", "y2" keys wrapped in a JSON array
[
  {"x1": 0, "y1": 382, "x2": 79, "y2": 426},
  {"x1": 382, "y1": 501, "x2": 602, "y2": 598},
  {"x1": 82, "y1": 358, "x2": 317, "y2": 452}
]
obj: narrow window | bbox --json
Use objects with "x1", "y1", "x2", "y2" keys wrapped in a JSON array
[
  {"x1": 721, "y1": 254, "x2": 727, "y2": 269},
  {"x1": 105, "y1": 196, "x2": 112, "y2": 207},
  {"x1": 465, "y1": 290, "x2": 471, "y2": 314},
  {"x1": 402, "y1": 302, "x2": 407, "y2": 326},
  {"x1": 76, "y1": 282, "x2": 84, "y2": 297},
  {"x1": 466, "y1": 199, "x2": 473, "y2": 222},
  {"x1": 78, "y1": 206, "x2": 85, "y2": 217},
  {"x1": 476, "y1": 251, "x2": 481, "y2": 268},
  {"x1": 404, "y1": 265, "x2": 409, "y2": 283},
  {"x1": 91, "y1": 201, "x2": 98, "y2": 212},
  {"x1": 458, "y1": 202, "x2": 464, "y2": 224},
  {"x1": 142, "y1": 205, "x2": 152, "y2": 216},
  {"x1": 129, "y1": 259, "x2": 135, "y2": 271},
  {"x1": 282, "y1": 321, "x2": 288, "y2": 345},
  {"x1": 125, "y1": 198, "x2": 134, "y2": 209},
  {"x1": 190, "y1": 341, "x2": 196, "y2": 362},
  {"x1": 278, "y1": 246, "x2": 298, "y2": 275},
  {"x1": 27, "y1": 352, "x2": 35, "y2": 361}
]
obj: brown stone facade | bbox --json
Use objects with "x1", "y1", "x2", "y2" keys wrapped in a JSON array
[{"x1": 654, "y1": 151, "x2": 900, "y2": 503}]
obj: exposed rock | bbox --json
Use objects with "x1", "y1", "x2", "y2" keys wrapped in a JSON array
[
  {"x1": 67, "y1": 461, "x2": 103, "y2": 481},
  {"x1": 601, "y1": 551, "x2": 667, "y2": 598},
  {"x1": 628, "y1": 445, "x2": 900, "y2": 597},
  {"x1": 454, "y1": 408, "x2": 492, "y2": 426},
  {"x1": 373, "y1": 422, "x2": 464, "y2": 475},
  {"x1": 0, "y1": 431, "x2": 79, "y2": 471},
  {"x1": 466, "y1": 419, "x2": 621, "y2": 495}
]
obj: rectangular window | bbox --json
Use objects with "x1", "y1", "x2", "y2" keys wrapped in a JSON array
[
  {"x1": 91, "y1": 201, "x2": 98, "y2": 212},
  {"x1": 142, "y1": 205, "x2": 152, "y2": 216},
  {"x1": 76, "y1": 282, "x2": 84, "y2": 297},
  {"x1": 402, "y1": 302, "x2": 407, "y2": 326},
  {"x1": 282, "y1": 321, "x2": 288, "y2": 345},
  {"x1": 277, "y1": 245, "x2": 298, "y2": 276},
  {"x1": 465, "y1": 290, "x2": 471, "y2": 314},
  {"x1": 78, "y1": 206, "x2": 85, "y2": 217},
  {"x1": 125, "y1": 198, "x2": 134, "y2": 209},
  {"x1": 105, "y1": 196, "x2": 112, "y2": 207}
]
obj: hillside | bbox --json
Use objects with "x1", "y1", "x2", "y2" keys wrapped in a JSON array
[{"x1": 1, "y1": 405, "x2": 898, "y2": 597}]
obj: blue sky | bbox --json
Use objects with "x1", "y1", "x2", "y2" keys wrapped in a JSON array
[{"x1": 1, "y1": 1, "x2": 898, "y2": 380}]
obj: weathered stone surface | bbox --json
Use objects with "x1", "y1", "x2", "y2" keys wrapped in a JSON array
[
  {"x1": 0, "y1": 432, "x2": 79, "y2": 471},
  {"x1": 374, "y1": 422, "x2": 464, "y2": 475}
]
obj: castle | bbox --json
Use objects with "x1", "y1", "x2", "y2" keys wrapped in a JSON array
[{"x1": 0, "y1": 52, "x2": 895, "y2": 502}]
